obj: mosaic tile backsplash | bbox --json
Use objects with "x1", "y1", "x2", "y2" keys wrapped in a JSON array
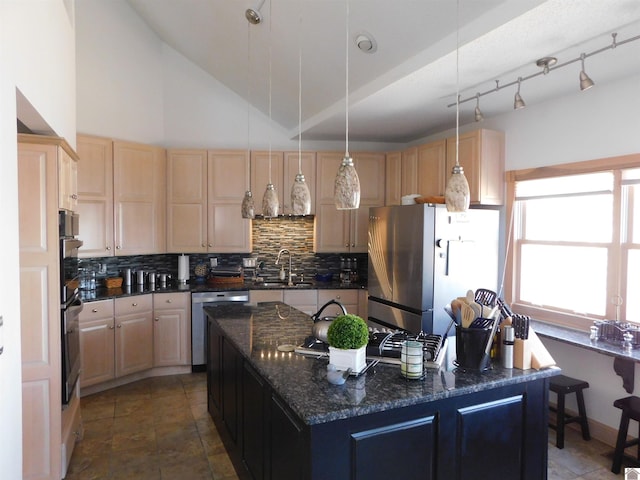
[{"x1": 79, "y1": 216, "x2": 367, "y2": 284}]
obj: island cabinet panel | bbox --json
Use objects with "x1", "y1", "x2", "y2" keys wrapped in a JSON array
[
  {"x1": 222, "y1": 337, "x2": 242, "y2": 443},
  {"x1": 242, "y1": 362, "x2": 266, "y2": 480},
  {"x1": 351, "y1": 416, "x2": 437, "y2": 480},
  {"x1": 269, "y1": 394, "x2": 305, "y2": 480},
  {"x1": 207, "y1": 319, "x2": 223, "y2": 412},
  {"x1": 455, "y1": 395, "x2": 524, "y2": 479}
]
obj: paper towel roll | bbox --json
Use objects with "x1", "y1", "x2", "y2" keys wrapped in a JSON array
[{"x1": 178, "y1": 254, "x2": 189, "y2": 283}]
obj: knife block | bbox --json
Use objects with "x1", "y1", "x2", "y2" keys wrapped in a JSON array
[{"x1": 514, "y1": 338, "x2": 531, "y2": 370}]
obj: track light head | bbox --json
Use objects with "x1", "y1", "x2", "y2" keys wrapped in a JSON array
[
  {"x1": 514, "y1": 77, "x2": 525, "y2": 110},
  {"x1": 579, "y1": 54, "x2": 595, "y2": 91},
  {"x1": 474, "y1": 94, "x2": 484, "y2": 122}
]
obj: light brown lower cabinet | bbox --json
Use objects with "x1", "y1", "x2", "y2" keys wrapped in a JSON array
[
  {"x1": 153, "y1": 292, "x2": 191, "y2": 367},
  {"x1": 80, "y1": 293, "x2": 191, "y2": 390}
]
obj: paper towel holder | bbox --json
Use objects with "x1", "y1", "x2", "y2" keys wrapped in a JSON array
[{"x1": 178, "y1": 254, "x2": 189, "y2": 284}]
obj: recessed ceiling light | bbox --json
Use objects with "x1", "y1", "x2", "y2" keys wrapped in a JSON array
[{"x1": 354, "y1": 32, "x2": 377, "y2": 54}]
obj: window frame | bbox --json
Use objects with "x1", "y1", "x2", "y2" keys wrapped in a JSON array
[{"x1": 505, "y1": 153, "x2": 640, "y2": 330}]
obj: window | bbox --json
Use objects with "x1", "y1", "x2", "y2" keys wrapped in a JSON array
[{"x1": 507, "y1": 156, "x2": 640, "y2": 329}]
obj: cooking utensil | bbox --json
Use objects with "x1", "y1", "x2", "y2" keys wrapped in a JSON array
[
  {"x1": 469, "y1": 317, "x2": 493, "y2": 329},
  {"x1": 479, "y1": 317, "x2": 500, "y2": 371},
  {"x1": 474, "y1": 288, "x2": 497, "y2": 307},
  {"x1": 461, "y1": 303, "x2": 476, "y2": 328}
]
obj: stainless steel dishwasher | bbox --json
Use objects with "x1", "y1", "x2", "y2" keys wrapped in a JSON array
[{"x1": 191, "y1": 290, "x2": 249, "y2": 371}]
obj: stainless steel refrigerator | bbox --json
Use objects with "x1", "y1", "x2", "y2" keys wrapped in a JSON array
[{"x1": 367, "y1": 204, "x2": 500, "y2": 336}]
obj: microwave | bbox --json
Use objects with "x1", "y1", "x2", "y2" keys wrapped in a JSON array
[{"x1": 59, "y1": 210, "x2": 79, "y2": 238}]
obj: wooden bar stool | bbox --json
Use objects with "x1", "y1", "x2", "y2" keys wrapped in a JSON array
[
  {"x1": 612, "y1": 396, "x2": 640, "y2": 474},
  {"x1": 549, "y1": 374, "x2": 591, "y2": 449}
]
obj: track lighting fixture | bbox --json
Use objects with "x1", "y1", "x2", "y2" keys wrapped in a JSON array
[
  {"x1": 579, "y1": 53, "x2": 595, "y2": 91},
  {"x1": 513, "y1": 77, "x2": 525, "y2": 110},
  {"x1": 474, "y1": 93, "x2": 484, "y2": 122},
  {"x1": 448, "y1": 32, "x2": 639, "y2": 119}
]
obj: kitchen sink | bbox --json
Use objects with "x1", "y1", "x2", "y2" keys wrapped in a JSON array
[{"x1": 257, "y1": 281, "x2": 314, "y2": 288}]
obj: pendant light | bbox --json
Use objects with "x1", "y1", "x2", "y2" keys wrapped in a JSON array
[
  {"x1": 262, "y1": 0, "x2": 279, "y2": 218},
  {"x1": 334, "y1": 0, "x2": 360, "y2": 210},
  {"x1": 444, "y1": 0, "x2": 470, "y2": 213},
  {"x1": 241, "y1": 21, "x2": 255, "y2": 219},
  {"x1": 290, "y1": 2, "x2": 311, "y2": 215}
]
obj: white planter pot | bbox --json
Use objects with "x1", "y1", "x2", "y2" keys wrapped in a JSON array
[{"x1": 329, "y1": 345, "x2": 367, "y2": 373}]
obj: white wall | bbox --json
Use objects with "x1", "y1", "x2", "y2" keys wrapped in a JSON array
[
  {"x1": 0, "y1": 1, "x2": 77, "y2": 479},
  {"x1": 76, "y1": 0, "x2": 395, "y2": 153}
]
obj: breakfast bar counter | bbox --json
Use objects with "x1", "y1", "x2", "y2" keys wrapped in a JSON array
[{"x1": 205, "y1": 302, "x2": 559, "y2": 480}]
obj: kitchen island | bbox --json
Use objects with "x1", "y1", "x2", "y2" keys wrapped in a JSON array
[{"x1": 205, "y1": 302, "x2": 559, "y2": 480}]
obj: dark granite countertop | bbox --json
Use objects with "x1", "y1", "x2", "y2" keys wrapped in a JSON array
[
  {"x1": 80, "y1": 279, "x2": 366, "y2": 302},
  {"x1": 205, "y1": 302, "x2": 559, "y2": 426},
  {"x1": 532, "y1": 319, "x2": 640, "y2": 363}
]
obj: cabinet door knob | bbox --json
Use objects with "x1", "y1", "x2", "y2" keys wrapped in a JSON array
[
  {"x1": 132, "y1": 303, "x2": 137, "y2": 307},
  {"x1": 351, "y1": 244, "x2": 355, "y2": 247},
  {"x1": 345, "y1": 244, "x2": 349, "y2": 248},
  {"x1": 106, "y1": 246, "x2": 111, "y2": 251},
  {"x1": 92, "y1": 308, "x2": 98, "y2": 313},
  {"x1": 208, "y1": 243, "x2": 213, "y2": 248},
  {"x1": 117, "y1": 324, "x2": 122, "y2": 328},
  {"x1": 202, "y1": 243, "x2": 206, "y2": 248},
  {"x1": 336, "y1": 295, "x2": 341, "y2": 299},
  {"x1": 155, "y1": 317, "x2": 159, "y2": 321},
  {"x1": 166, "y1": 299, "x2": 172, "y2": 303},
  {"x1": 109, "y1": 325, "x2": 115, "y2": 330},
  {"x1": 116, "y1": 245, "x2": 121, "y2": 250},
  {"x1": 71, "y1": 194, "x2": 78, "y2": 200}
]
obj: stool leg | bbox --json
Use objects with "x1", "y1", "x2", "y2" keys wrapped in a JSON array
[
  {"x1": 612, "y1": 413, "x2": 630, "y2": 474},
  {"x1": 556, "y1": 393, "x2": 566, "y2": 449},
  {"x1": 575, "y1": 389, "x2": 591, "y2": 441}
]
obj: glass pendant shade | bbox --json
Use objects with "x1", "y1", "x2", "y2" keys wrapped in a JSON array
[
  {"x1": 241, "y1": 190, "x2": 255, "y2": 219},
  {"x1": 291, "y1": 173, "x2": 311, "y2": 215},
  {"x1": 262, "y1": 183, "x2": 279, "y2": 217},
  {"x1": 444, "y1": 164, "x2": 470, "y2": 212},
  {"x1": 334, "y1": 155, "x2": 361, "y2": 210}
]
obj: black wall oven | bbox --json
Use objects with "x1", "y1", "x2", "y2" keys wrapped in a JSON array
[{"x1": 59, "y1": 211, "x2": 83, "y2": 405}]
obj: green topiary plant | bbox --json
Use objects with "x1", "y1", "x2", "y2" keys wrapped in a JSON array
[{"x1": 327, "y1": 314, "x2": 369, "y2": 350}]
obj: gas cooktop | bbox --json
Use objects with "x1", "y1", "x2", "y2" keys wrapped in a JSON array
[{"x1": 295, "y1": 330, "x2": 447, "y2": 369}]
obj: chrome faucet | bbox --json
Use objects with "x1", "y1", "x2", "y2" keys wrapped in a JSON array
[{"x1": 275, "y1": 248, "x2": 294, "y2": 286}]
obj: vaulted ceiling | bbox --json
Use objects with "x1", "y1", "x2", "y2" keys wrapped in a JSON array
[{"x1": 127, "y1": 0, "x2": 640, "y2": 143}]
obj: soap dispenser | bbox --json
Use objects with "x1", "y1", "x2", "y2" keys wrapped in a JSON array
[{"x1": 279, "y1": 265, "x2": 286, "y2": 281}]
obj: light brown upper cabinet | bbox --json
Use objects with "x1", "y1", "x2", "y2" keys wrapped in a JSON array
[
  {"x1": 315, "y1": 151, "x2": 385, "y2": 253},
  {"x1": 251, "y1": 150, "x2": 316, "y2": 215},
  {"x1": 166, "y1": 149, "x2": 251, "y2": 253},
  {"x1": 208, "y1": 150, "x2": 252, "y2": 252},
  {"x1": 387, "y1": 129, "x2": 504, "y2": 206},
  {"x1": 76, "y1": 134, "x2": 166, "y2": 257},
  {"x1": 76, "y1": 135, "x2": 114, "y2": 257},
  {"x1": 166, "y1": 149, "x2": 208, "y2": 253},
  {"x1": 445, "y1": 129, "x2": 505, "y2": 205}
]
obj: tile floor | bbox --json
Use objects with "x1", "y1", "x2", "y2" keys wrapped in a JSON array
[
  {"x1": 68, "y1": 372, "x2": 634, "y2": 479},
  {"x1": 66, "y1": 372, "x2": 239, "y2": 480}
]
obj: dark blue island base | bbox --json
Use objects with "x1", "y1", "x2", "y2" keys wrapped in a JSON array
[{"x1": 206, "y1": 302, "x2": 559, "y2": 480}]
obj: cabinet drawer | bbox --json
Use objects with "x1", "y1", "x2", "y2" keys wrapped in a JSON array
[
  {"x1": 154, "y1": 292, "x2": 189, "y2": 310},
  {"x1": 283, "y1": 289, "x2": 317, "y2": 306},
  {"x1": 317, "y1": 289, "x2": 358, "y2": 306},
  {"x1": 79, "y1": 299, "x2": 114, "y2": 323},
  {"x1": 115, "y1": 294, "x2": 153, "y2": 316}
]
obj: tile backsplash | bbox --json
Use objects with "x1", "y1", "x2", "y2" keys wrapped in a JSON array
[{"x1": 79, "y1": 216, "x2": 367, "y2": 284}]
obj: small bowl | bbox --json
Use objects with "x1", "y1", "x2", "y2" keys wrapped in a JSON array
[{"x1": 315, "y1": 272, "x2": 333, "y2": 282}]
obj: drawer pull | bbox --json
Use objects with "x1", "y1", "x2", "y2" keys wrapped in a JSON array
[
  {"x1": 132, "y1": 303, "x2": 137, "y2": 307},
  {"x1": 166, "y1": 299, "x2": 172, "y2": 303},
  {"x1": 92, "y1": 308, "x2": 98, "y2": 313}
]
